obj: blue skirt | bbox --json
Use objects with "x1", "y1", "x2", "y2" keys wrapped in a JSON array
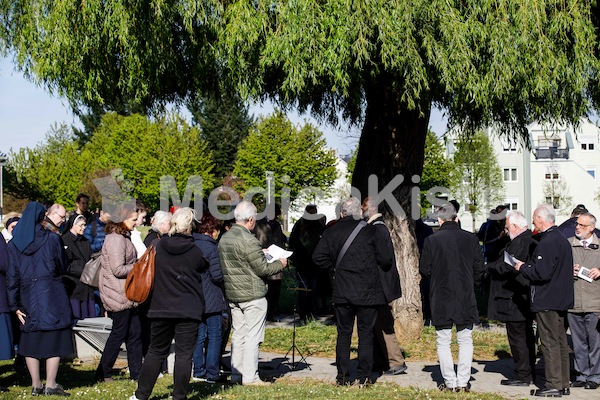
[
  {"x1": 0, "y1": 312, "x2": 14, "y2": 360},
  {"x1": 18, "y1": 327, "x2": 73, "y2": 359}
]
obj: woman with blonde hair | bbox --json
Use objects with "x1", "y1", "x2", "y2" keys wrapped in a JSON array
[{"x1": 131, "y1": 207, "x2": 207, "y2": 400}]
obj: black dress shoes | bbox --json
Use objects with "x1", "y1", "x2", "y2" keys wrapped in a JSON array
[
  {"x1": 43, "y1": 384, "x2": 70, "y2": 397},
  {"x1": 531, "y1": 387, "x2": 563, "y2": 397},
  {"x1": 585, "y1": 381, "x2": 599, "y2": 389},
  {"x1": 501, "y1": 379, "x2": 530, "y2": 386},
  {"x1": 571, "y1": 380, "x2": 586, "y2": 388}
]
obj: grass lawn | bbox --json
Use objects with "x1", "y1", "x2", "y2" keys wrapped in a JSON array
[
  {"x1": 0, "y1": 322, "x2": 511, "y2": 399},
  {"x1": 0, "y1": 362, "x2": 507, "y2": 399}
]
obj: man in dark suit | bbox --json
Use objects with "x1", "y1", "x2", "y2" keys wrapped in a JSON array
[
  {"x1": 486, "y1": 210, "x2": 536, "y2": 387},
  {"x1": 313, "y1": 197, "x2": 393, "y2": 386},
  {"x1": 419, "y1": 203, "x2": 484, "y2": 392}
]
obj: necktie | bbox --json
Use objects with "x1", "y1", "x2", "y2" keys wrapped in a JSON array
[{"x1": 582, "y1": 240, "x2": 588, "y2": 248}]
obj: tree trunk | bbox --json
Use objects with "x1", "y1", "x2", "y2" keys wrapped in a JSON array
[{"x1": 352, "y1": 73, "x2": 430, "y2": 340}]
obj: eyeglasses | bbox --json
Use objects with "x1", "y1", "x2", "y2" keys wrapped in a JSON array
[
  {"x1": 54, "y1": 212, "x2": 66, "y2": 220},
  {"x1": 576, "y1": 222, "x2": 591, "y2": 228}
]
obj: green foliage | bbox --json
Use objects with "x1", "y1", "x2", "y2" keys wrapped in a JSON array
[
  {"x1": 188, "y1": 92, "x2": 254, "y2": 181},
  {"x1": 1, "y1": 1, "x2": 597, "y2": 134},
  {"x1": 421, "y1": 130, "x2": 456, "y2": 213},
  {"x1": 345, "y1": 147, "x2": 358, "y2": 184},
  {"x1": 6, "y1": 113, "x2": 215, "y2": 211},
  {"x1": 85, "y1": 113, "x2": 215, "y2": 211},
  {"x1": 6, "y1": 124, "x2": 94, "y2": 206},
  {"x1": 450, "y1": 131, "x2": 505, "y2": 218},
  {"x1": 233, "y1": 110, "x2": 338, "y2": 203}
]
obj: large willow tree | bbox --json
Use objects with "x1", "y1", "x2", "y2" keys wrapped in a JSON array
[{"x1": 1, "y1": 1, "x2": 598, "y2": 338}]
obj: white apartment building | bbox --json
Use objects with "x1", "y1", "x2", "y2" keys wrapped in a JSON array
[{"x1": 487, "y1": 119, "x2": 600, "y2": 228}]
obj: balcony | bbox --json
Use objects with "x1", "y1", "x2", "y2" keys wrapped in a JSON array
[{"x1": 534, "y1": 147, "x2": 569, "y2": 160}]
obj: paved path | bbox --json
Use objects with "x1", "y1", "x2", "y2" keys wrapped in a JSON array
[
  {"x1": 254, "y1": 350, "x2": 590, "y2": 399},
  {"x1": 244, "y1": 318, "x2": 591, "y2": 399}
]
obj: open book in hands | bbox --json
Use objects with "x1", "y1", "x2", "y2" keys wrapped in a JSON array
[
  {"x1": 577, "y1": 266, "x2": 594, "y2": 283},
  {"x1": 264, "y1": 244, "x2": 293, "y2": 263}
]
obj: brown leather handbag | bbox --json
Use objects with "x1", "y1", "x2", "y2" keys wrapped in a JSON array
[{"x1": 125, "y1": 243, "x2": 156, "y2": 303}]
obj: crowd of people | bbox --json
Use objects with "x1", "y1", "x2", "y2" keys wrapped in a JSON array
[{"x1": 0, "y1": 192, "x2": 599, "y2": 398}]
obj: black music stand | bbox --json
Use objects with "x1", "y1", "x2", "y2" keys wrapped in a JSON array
[{"x1": 277, "y1": 271, "x2": 311, "y2": 370}]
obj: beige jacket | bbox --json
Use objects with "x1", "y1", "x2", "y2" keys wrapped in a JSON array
[
  {"x1": 99, "y1": 233, "x2": 138, "y2": 312},
  {"x1": 569, "y1": 234, "x2": 600, "y2": 313}
]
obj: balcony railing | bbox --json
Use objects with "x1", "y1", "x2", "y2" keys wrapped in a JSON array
[{"x1": 534, "y1": 147, "x2": 569, "y2": 160}]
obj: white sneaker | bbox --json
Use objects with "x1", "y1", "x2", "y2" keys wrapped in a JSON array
[{"x1": 128, "y1": 395, "x2": 141, "y2": 400}]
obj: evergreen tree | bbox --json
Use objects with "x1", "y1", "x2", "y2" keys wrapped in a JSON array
[{"x1": 188, "y1": 93, "x2": 253, "y2": 181}]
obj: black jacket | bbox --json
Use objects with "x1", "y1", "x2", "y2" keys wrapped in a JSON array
[
  {"x1": 519, "y1": 226, "x2": 574, "y2": 312},
  {"x1": 419, "y1": 221, "x2": 484, "y2": 327},
  {"x1": 148, "y1": 234, "x2": 207, "y2": 320},
  {"x1": 312, "y1": 216, "x2": 393, "y2": 306},
  {"x1": 61, "y1": 232, "x2": 95, "y2": 301},
  {"x1": 486, "y1": 229, "x2": 536, "y2": 322},
  {"x1": 192, "y1": 233, "x2": 227, "y2": 315},
  {"x1": 369, "y1": 215, "x2": 402, "y2": 302},
  {"x1": 0, "y1": 238, "x2": 9, "y2": 313}
]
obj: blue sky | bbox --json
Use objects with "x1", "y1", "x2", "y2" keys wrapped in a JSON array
[{"x1": 0, "y1": 56, "x2": 447, "y2": 156}]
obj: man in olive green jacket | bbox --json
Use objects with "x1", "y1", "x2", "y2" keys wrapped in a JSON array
[{"x1": 218, "y1": 201, "x2": 287, "y2": 386}]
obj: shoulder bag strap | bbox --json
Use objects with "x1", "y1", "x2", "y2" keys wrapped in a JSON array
[{"x1": 336, "y1": 220, "x2": 367, "y2": 268}]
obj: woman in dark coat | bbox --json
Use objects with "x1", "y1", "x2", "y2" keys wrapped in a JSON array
[
  {"x1": 62, "y1": 214, "x2": 95, "y2": 320},
  {"x1": 0, "y1": 236, "x2": 12, "y2": 392},
  {"x1": 192, "y1": 212, "x2": 227, "y2": 382},
  {"x1": 132, "y1": 207, "x2": 207, "y2": 400},
  {"x1": 7, "y1": 202, "x2": 72, "y2": 396}
]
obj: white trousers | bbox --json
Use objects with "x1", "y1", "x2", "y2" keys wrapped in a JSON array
[
  {"x1": 436, "y1": 324, "x2": 473, "y2": 388},
  {"x1": 229, "y1": 297, "x2": 268, "y2": 384}
]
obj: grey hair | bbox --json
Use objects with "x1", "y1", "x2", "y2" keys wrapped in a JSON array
[
  {"x1": 580, "y1": 212, "x2": 597, "y2": 227},
  {"x1": 234, "y1": 201, "x2": 257, "y2": 222},
  {"x1": 506, "y1": 210, "x2": 527, "y2": 229},
  {"x1": 436, "y1": 203, "x2": 457, "y2": 222},
  {"x1": 340, "y1": 197, "x2": 361, "y2": 218},
  {"x1": 535, "y1": 204, "x2": 555, "y2": 223},
  {"x1": 151, "y1": 211, "x2": 172, "y2": 232},
  {"x1": 168, "y1": 207, "x2": 197, "y2": 236}
]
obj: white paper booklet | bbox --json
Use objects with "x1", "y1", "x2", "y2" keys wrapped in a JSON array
[
  {"x1": 265, "y1": 244, "x2": 293, "y2": 263},
  {"x1": 577, "y1": 267, "x2": 594, "y2": 283},
  {"x1": 503, "y1": 251, "x2": 522, "y2": 267}
]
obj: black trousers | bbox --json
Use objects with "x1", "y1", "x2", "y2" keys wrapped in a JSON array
[
  {"x1": 506, "y1": 319, "x2": 536, "y2": 382},
  {"x1": 335, "y1": 304, "x2": 378, "y2": 383},
  {"x1": 135, "y1": 319, "x2": 199, "y2": 400},
  {"x1": 97, "y1": 308, "x2": 142, "y2": 380},
  {"x1": 536, "y1": 310, "x2": 570, "y2": 390}
]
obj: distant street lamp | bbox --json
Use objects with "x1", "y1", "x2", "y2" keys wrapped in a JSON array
[{"x1": 0, "y1": 152, "x2": 6, "y2": 222}]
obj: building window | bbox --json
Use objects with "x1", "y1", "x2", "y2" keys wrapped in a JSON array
[
  {"x1": 545, "y1": 165, "x2": 560, "y2": 180},
  {"x1": 581, "y1": 136, "x2": 595, "y2": 151},
  {"x1": 503, "y1": 168, "x2": 518, "y2": 182},
  {"x1": 502, "y1": 140, "x2": 518, "y2": 152},
  {"x1": 503, "y1": 199, "x2": 519, "y2": 210},
  {"x1": 545, "y1": 196, "x2": 561, "y2": 209}
]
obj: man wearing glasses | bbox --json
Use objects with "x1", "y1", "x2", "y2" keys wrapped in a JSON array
[
  {"x1": 486, "y1": 211, "x2": 536, "y2": 387},
  {"x1": 567, "y1": 212, "x2": 600, "y2": 390},
  {"x1": 42, "y1": 204, "x2": 67, "y2": 235}
]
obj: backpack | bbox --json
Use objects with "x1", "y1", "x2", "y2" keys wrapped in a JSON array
[{"x1": 125, "y1": 243, "x2": 156, "y2": 303}]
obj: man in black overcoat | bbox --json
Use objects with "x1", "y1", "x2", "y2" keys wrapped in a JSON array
[
  {"x1": 419, "y1": 203, "x2": 484, "y2": 392},
  {"x1": 486, "y1": 210, "x2": 536, "y2": 386}
]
